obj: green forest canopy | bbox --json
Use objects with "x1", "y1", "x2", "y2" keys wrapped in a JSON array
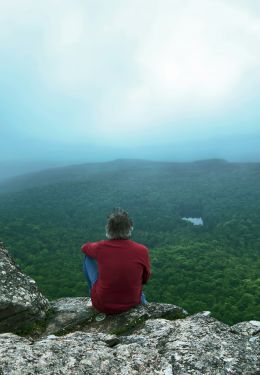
[{"x1": 0, "y1": 159, "x2": 259, "y2": 325}]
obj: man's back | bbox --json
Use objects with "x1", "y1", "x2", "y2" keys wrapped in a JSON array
[{"x1": 82, "y1": 239, "x2": 150, "y2": 314}]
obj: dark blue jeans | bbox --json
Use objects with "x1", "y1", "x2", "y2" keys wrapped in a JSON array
[{"x1": 83, "y1": 255, "x2": 147, "y2": 304}]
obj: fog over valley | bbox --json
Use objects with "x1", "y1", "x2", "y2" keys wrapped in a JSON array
[{"x1": 0, "y1": 0, "x2": 260, "y2": 180}]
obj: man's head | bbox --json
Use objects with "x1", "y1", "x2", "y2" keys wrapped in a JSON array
[{"x1": 105, "y1": 208, "x2": 133, "y2": 240}]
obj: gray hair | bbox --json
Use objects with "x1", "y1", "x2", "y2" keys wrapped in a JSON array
[{"x1": 105, "y1": 208, "x2": 133, "y2": 240}]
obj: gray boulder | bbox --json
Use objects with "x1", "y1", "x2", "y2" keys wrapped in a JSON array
[
  {"x1": 0, "y1": 313, "x2": 259, "y2": 374},
  {"x1": 0, "y1": 243, "x2": 50, "y2": 333},
  {"x1": 230, "y1": 320, "x2": 260, "y2": 336}
]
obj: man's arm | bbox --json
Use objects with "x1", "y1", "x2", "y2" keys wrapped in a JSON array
[
  {"x1": 81, "y1": 242, "x2": 98, "y2": 259},
  {"x1": 142, "y1": 248, "x2": 151, "y2": 285}
]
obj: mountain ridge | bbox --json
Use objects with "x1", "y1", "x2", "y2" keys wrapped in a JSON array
[{"x1": 0, "y1": 158, "x2": 256, "y2": 194}]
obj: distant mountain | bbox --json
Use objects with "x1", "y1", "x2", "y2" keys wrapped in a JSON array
[
  {"x1": 0, "y1": 159, "x2": 152, "y2": 193},
  {"x1": 0, "y1": 160, "x2": 68, "y2": 182},
  {"x1": 0, "y1": 158, "x2": 255, "y2": 194}
]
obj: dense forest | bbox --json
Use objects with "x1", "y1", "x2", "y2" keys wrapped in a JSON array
[{"x1": 0, "y1": 159, "x2": 259, "y2": 325}]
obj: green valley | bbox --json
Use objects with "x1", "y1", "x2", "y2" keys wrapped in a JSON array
[{"x1": 0, "y1": 159, "x2": 259, "y2": 324}]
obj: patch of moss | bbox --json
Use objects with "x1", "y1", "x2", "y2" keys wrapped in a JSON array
[
  {"x1": 110, "y1": 315, "x2": 148, "y2": 336},
  {"x1": 110, "y1": 310, "x2": 188, "y2": 336},
  {"x1": 54, "y1": 313, "x2": 97, "y2": 337},
  {"x1": 162, "y1": 310, "x2": 188, "y2": 321},
  {"x1": 14, "y1": 307, "x2": 55, "y2": 338}
]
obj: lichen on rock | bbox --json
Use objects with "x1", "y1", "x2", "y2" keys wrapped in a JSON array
[
  {"x1": 0, "y1": 314, "x2": 259, "y2": 374},
  {"x1": 230, "y1": 320, "x2": 260, "y2": 336}
]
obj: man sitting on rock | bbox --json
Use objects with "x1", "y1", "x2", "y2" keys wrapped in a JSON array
[{"x1": 82, "y1": 208, "x2": 151, "y2": 316}]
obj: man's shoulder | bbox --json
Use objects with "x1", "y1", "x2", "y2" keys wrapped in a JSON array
[
  {"x1": 128, "y1": 240, "x2": 149, "y2": 252},
  {"x1": 88, "y1": 240, "x2": 107, "y2": 248},
  {"x1": 85, "y1": 239, "x2": 149, "y2": 252},
  {"x1": 82, "y1": 241, "x2": 104, "y2": 250}
]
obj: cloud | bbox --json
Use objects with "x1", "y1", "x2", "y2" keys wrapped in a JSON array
[
  {"x1": 0, "y1": 0, "x2": 260, "y2": 145},
  {"x1": 96, "y1": 0, "x2": 260, "y2": 140}
]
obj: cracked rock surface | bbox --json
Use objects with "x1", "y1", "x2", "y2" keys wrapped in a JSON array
[
  {"x1": 0, "y1": 244, "x2": 50, "y2": 333},
  {"x1": 0, "y1": 314, "x2": 259, "y2": 375}
]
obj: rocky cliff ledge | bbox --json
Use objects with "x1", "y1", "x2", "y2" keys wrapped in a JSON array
[
  {"x1": 0, "y1": 244, "x2": 259, "y2": 374},
  {"x1": 0, "y1": 244, "x2": 50, "y2": 333}
]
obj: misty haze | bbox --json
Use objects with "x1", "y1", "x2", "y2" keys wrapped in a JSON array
[{"x1": 0, "y1": 0, "x2": 259, "y2": 177}]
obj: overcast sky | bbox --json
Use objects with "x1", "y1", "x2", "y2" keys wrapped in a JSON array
[{"x1": 0, "y1": 0, "x2": 260, "y2": 169}]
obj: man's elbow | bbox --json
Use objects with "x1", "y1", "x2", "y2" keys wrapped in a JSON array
[
  {"x1": 81, "y1": 244, "x2": 87, "y2": 254},
  {"x1": 142, "y1": 271, "x2": 151, "y2": 285}
]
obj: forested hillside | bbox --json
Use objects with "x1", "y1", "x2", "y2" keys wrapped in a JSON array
[{"x1": 0, "y1": 159, "x2": 259, "y2": 324}]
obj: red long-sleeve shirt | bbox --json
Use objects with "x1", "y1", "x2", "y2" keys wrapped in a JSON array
[{"x1": 81, "y1": 239, "x2": 151, "y2": 314}]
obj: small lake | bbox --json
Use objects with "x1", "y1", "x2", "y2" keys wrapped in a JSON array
[{"x1": 182, "y1": 217, "x2": 204, "y2": 225}]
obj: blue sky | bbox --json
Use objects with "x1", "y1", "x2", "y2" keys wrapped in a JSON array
[{"x1": 0, "y1": 0, "x2": 260, "y2": 170}]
